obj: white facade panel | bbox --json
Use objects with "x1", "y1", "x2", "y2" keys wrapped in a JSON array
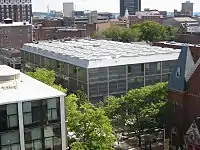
[{"x1": 63, "y1": 2, "x2": 74, "y2": 17}]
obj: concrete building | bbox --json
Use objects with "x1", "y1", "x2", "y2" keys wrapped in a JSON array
[
  {"x1": 0, "y1": 65, "x2": 66, "y2": 150},
  {"x1": 0, "y1": 0, "x2": 32, "y2": 22},
  {"x1": 21, "y1": 39, "x2": 180, "y2": 103},
  {"x1": 0, "y1": 19, "x2": 32, "y2": 49},
  {"x1": 167, "y1": 45, "x2": 200, "y2": 149},
  {"x1": 120, "y1": 0, "x2": 141, "y2": 16},
  {"x1": 163, "y1": 17, "x2": 198, "y2": 27},
  {"x1": 182, "y1": 1, "x2": 193, "y2": 17},
  {"x1": 0, "y1": 48, "x2": 21, "y2": 69},
  {"x1": 128, "y1": 10, "x2": 164, "y2": 26},
  {"x1": 63, "y1": 2, "x2": 74, "y2": 17}
]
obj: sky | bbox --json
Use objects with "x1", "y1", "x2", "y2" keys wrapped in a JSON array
[{"x1": 32, "y1": 0, "x2": 200, "y2": 13}]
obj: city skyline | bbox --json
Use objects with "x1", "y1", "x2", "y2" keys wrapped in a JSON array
[{"x1": 32, "y1": 0, "x2": 199, "y2": 13}]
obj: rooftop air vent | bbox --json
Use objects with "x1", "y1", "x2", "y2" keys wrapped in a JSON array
[{"x1": 0, "y1": 65, "x2": 20, "y2": 91}]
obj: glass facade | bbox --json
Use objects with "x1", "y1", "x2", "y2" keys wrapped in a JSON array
[
  {"x1": 0, "y1": 103, "x2": 20, "y2": 150},
  {"x1": 23, "y1": 98, "x2": 62, "y2": 150},
  {"x1": 21, "y1": 50, "x2": 177, "y2": 103},
  {"x1": 21, "y1": 50, "x2": 87, "y2": 94}
]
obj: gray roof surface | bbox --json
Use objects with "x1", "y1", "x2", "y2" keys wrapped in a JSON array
[
  {"x1": 168, "y1": 46, "x2": 195, "y2": 92},
  {"x1": 22, "y1": 39, "x2": 180, "y2": 68},
  {"x1": 0, "y1": 65, "x2": 65, "y2": 105},
  {"x1": 173, "y1": 17, "x2": 197, "y2": 22}
]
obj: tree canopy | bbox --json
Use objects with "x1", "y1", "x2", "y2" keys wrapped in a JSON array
[
  {"x1": 27, "y1": 68, "x2": 67, "y2": 93},
  {"x1": 101, "y1": 82, "x2": 168, "y2": 146},
  {"x1": 101, "y1": 21, "x2": 178, "y2": 42},
  {"x1": 67, "y1": 94, "x2": 116, "y2": 150},
  {"x1": 27, "y1": 68, "x2": 169, "y2": 148},
  {"x1": 27, "y1": 68, "x2": 116, "y2": 150}
]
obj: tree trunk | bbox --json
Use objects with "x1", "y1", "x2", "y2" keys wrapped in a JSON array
[
  {"x1": 149, "y1": 141, "x2": 152, "y2": 150},
  {"x1": 138, "y1": 134, "x2": 142, "y2": 146}
]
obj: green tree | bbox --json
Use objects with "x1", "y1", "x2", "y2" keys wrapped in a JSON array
[
  {"x1": 76, "y1": 87, "x2": 89, "y2": 106},
  {"x1": 26, "y1": 68, "x2": 67, "y2": 93},
  {"x1": 27, "y1": 69, "x2": 116, "y2": 150},
  {"x1": 102, "y1": 26, "x2": 141, "y2": 42},
  {"x1": 67, "y1": 94, "x2": 116, "y2": 150},
  {"x1": 102, "y1": 82, "x2": 168, "y2": 146},
  {"x1": 135, "y1": 21, "x2": 169, "y2": 42}
]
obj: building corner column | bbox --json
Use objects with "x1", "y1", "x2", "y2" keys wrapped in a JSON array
[
  {"x1": 18, "y1": 102, "x2": 25, "y2": 150},
  {"x1": 60, "y1": 95, "x2": 67, "y2": 150}
]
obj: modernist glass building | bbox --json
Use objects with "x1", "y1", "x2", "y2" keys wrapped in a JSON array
[
  {"x1": 21, "y1": 39, "x2": 180, "y2": 103},
  {"x1": 0, "y1": 65, "x2": 66, "y2": 150}
]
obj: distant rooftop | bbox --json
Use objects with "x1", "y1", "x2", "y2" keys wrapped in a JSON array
[
  {"x1": 0, "y1": 21, "x2": 31, "y2": 27},
  {"x1": 156, "y1": 41, "x2": 200, "y2": 47},
  {"x1": 173, "y1": 17, "x2": 197, "y2": 22},
  {"x1": 22, "y1": 39, "x2": 180, "y2": 68},
  {"x1": 0, "y1": 65, "x2": 65, "y2": 105}
]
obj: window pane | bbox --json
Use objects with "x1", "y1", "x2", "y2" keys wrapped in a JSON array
[
  {"x1": 24, "y1": 130, "x2": 31, "y2": 142},
  {"x1": 34, "y1": 140, "x2": 42, "y2": 149},
  {"x1": 31, "y1": 128, "x2": 41, "y2": 140},
  {"x1": 1, "y1": 132, "x2": 19, "y2": 145},
  {"x1": 2, "y1": 146, "x2": 9, "y2": 150},
  {"x1": 8, "y1": 115, "x2": 18, "y2": 127},
  {"x1": 25, "y1": 143, "x2": 32, "y2": 150},
  {"x1": 45, "y1": 137, "x2": 53, "y2": 149},
  {"x1": 48, "y1": 109, "x2": 57, "y2": 121},
  {"x1": 44, "y1": 126, "x2": 53, "y2": 137},
  {"x1": 7, "y1": 104, "x2": 17, "y2": 115},
  {"x1": 11, "y1": 144, "x2": 20, "y2": 150},
  {"x1": 53, "y1": 137, "x2": 62, "y2": 150},
  {"x1": 47, "y1": 98, "x2": 57, "y2": 109},
  {"x1": 24, "y1": 113, "x2": 32, "y2": 125},
  {"x1": 32, "y1": 107, "x2": 40, "y2": 123},
  {"x1": 23, "y1": 102, "x2": 32, "y2": 113}
]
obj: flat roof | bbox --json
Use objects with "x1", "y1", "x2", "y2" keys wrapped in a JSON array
[
  {"x1": 156, "y1": 41, "x2": 200, "y2": 47},
  {"x1": 0, "y1": 65, "x2": 20, "y2": 76},
  {"x1": 0, "y1": 65, "x2": 65, "y2": 105},
  {"x1": 22, "y1": 39, "x2": 180, "y2": 68},
  {"x1": 173, "y1": 17, "x2": 197, "y2": 22},
  {"x1": 0, "y1": 22, "x2": 31, "y2": 27}
]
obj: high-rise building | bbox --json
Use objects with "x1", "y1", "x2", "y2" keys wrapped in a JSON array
[
  {"x1": 181, "y1": 1, "x2": 193, "y2": 17},
  {"x1": 0, "y1": 0, "x2": 32, "y2": 22},
  {"x1": 120, "y1": 0, "x2": 141, "y2": 17},
  {"x1": 63, "y1": 2, "x2": 74, "y2": 17}
]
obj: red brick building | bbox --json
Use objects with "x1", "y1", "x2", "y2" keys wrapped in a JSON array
[
  {"x1": 0, "y1": 0, "x2": 32, "y2": 22},
  {"x1": 0, "y1": 19, "x2": 32, "y2": 49},
  {"x1": 167, "y1": 45, "x2": 200, "y2": 149},
  {"x1": 128, "y1": 11, "x2": 163, "y2": 26},
  {"x1": 33, "y1": 26, "x2": 86, "y2": 41},
  {"x1": 32, "y1": 18, "x2": 63, "y2": 27}
]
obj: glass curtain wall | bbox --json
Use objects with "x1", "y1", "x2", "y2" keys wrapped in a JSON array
[
  {"x1": 21, "y1": 50, "x2": 88, "y2": 94},
  {"x1": 22, "y1": 98, "x2": 61, "y2": 150},
  {"x1": 0, "y1": 103, "x2": 20, "y2": 150}
]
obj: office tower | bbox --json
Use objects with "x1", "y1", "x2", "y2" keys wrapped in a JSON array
[
  {"x1": 63, "y1": 2, "x2": 74, "y2": 17},
  {"x1": 181, "y1": 1, "x2": 193, "y2": 17},
  {"x1": 120, "y1": 0, "x2": 141, "y2": 16},
  {"x1": 0, "y1": 0, "x2": 32, "y2": 22}
]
